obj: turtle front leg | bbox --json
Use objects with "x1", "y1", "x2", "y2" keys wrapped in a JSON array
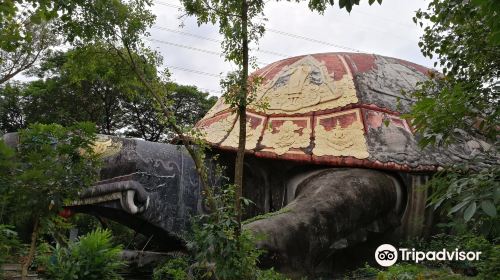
[{"x1": 244, "y1": 168, "x2": 402, "y2": 274}]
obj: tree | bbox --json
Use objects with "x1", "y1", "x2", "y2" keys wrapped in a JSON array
[
  {"x1": 180, "y1": 0, "x2": 383, "y2": 237},
  {"x1": 0, "y1": 82, "x2": 27, "y2": 133},
  {"x1": 0, "y1": 0, "x2": 155, "y2": 84},
  {"x1": 123, "y1": 83, "x2": 216, "y2": 142},
  {"x1": 0, "y1": 22, "x2": 57, "y2": 85},
  {"x1": 168, "y1": 0, "x2": 382, "y2": 278},
  {"x1": 411, "y1": 0, "x2": 499, "y2": 146},
  {"x1": 24, "y1": 45, "x2": 146, "y2": 135},
  {"x1": 0, "y1": 0, "x2": 65, "y2": 84},
  {"x1": 0, "y1": 45, "x2": 216, "y2": 140},
  {"x1": 2, "y1": 1, "x2": 382, "y2": 277},
  {"x1": 409, "y1": 0, "x2": 499, "y2": 232},
  {"x1": 0, "y1": 139, "x2": 17, "y2": 225},
  {"x1": 50, "y1": 0, "x2": 220, "y2": 211},
  {"x1": 0, "y1": 1, "x2": 58, "y2": 52},
  {"x1": 1, "y1": 123, "x2": 99, "y2": 279}
]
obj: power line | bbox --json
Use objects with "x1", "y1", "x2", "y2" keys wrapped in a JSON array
[
  {"x1": 154, "y1": 1, "x2": 182, "y2": 9},
  {"x1": 153, "y1": 0, "x2": 362, "y2": 53},
  {"x1": 152, "y1": 25, "x2": 289, "y2": 57},
  {"x1": 153, "y1": 26, "x2": 220, "y2": 43},
  {"x1": 257, "y1": 49, "x2": 288, "y2": 57},
  {"x1": 166, "y1": 65, "x2": 221, "y2": 78},
  {"x1": 266, "y1": 28, "x2": 361, "y2": 53},
  {"x1": 163, "y1": 65, "x2": 222, "y2": 94},
  {"x1": 147, "y1": 38, "x2": 271, "y2": 65},
  {"x1": 147, "y1": 38, "x2": 220, "y2": 56}
]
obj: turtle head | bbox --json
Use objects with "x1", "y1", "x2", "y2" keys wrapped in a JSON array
[{"x1": 3, "y1": 133, "x2": 204, "y2": 250}]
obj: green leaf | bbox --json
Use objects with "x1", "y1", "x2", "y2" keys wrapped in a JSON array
[
  {"x1": 463, "y1": 202, "x2": 476, "y2": 222},
  {"x1": 494, "y1": 187, "x2": 500, "y2": 202},
  {"x1": 339, "y1": 0, "x2": 347, "y2": 9},
  {"x1": 448, "y1": 200, "x2": 468, "y2": 214},
  {"x1": 480, "y1": 200, "x2": 497, "y2": 217}
]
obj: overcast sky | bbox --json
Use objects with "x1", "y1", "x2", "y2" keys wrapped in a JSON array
[{"x1": 149, "y1": 0, "x2": 434, "y2": 97}]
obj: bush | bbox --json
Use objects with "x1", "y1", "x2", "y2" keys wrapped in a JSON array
[
  {"x1": 256, "y1": 268, "x2": 290, "y2": 280},
  {"x1": 39, "y1": 228, "x2": 125, "y2": 280},
  {"x1": 402, "y1": 233, "x2": 497, "y2": 277},
  {"x1": 477, "y1": 244, "x2": 500, "y2": 280},
  {"x1": 376, "y1": 264, "x2": 463, "y2": 280},
  {"x1": 348, "y1": 263, "x2": 380, "y2": 278},
  {"x1": 189, "y1": 184, "x2": 289, "y2": 280},
  {"x1": 0, "y1": 225, "x2": 21, "y2": 279},
  {"x1": 153, "y1": 257, "x2": 189, "y2": 280},
  {"x1": 153, "y1": 256, "x2": 287, "y2": 280},
  {"x1": 153, "y1": 184, "x2": 289, "y2": 280},
  {"x1": 425, "y1": 165, "x2": 499, "y2": 237},
  {"x1": 347, "y1": 263, "x2": 464, "y2": 280}
]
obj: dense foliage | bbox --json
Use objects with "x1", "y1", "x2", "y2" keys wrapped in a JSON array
[
  {"x1": 407, "y1": 233, "x2": 500, "y2": 279},
  {"x1": 153, "y1": 184, "x2": 288, "y2": 280},
  {"x1": 38, "y1": 228, "x2": 124, "y2": 280},
  {"x1": 347, "y1": 2, "x2": 499, "y2": 279},
  {"x1": 0, "y1": 224, "x2": 22, "y2": 279},
  {"x1": 153, "y1": 257, "x2": 190, "y2": 280},
  {"x1": 0, "y1": 0, "x2": 156, "y2": 84},
  {"x1": 346, "y1": 232, "x2": 500, "y2": 279},
  {"x1": 0, "y1": 0, "x2": 497, "y2": 279},
  {"x1": 426, "y1": 166, "x2": 500, "y2": 236},
  {"x1": 2, "y1": 123, "x2": 99, "y2": 221},
  {"x1": 179, "y1": 0, "x2": 381, "y2": 246},
  {"x1": 408, "y1": 0, "x2": 499, "y2": 255},
  {"x1": 0, "y1": 122, "x2": 100, "y2": 277},
  {"x1": 349, "y1": 263, "x2": 465, "y2": 280},
  {"x1": 410, "y1": 0, "x2": 499, "y2": 145},
  {"x1": 0, "y1": 139, "x2": 16, "y2": 203},
  {"x1": 0, "y1": 45, "x2": 216, "y2": 140}
]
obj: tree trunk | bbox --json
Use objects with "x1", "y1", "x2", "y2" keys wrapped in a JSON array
[
  {"x1": 115, "y1": 44, "x2": 216, "y2": 212},
  {"x1": 21, "y1": 217, "x2": 40, "y2": 280},
  {"x1": 234, "y1": 0, "x2": 249, "y2": 235}
]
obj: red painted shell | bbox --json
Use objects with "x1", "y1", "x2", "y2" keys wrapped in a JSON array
[{"x1": 195, "y1": 52, "x2": 490, "y2": 172}]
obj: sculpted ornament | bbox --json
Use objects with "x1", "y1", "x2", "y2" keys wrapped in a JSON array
[
  {"x1": 313, "y1": 113, "x2": 369, "y2": 159},
  {"x1": 200, "y1": 114, "x2": 237, "y2": 144},
  {"x1": 222, "y1": 116, "x2": 264, "y2": 149},
  {"x1": 253, "y1": 55, "x2": 358, "y2": 114},
  {"x1": 91, "y1": 135, "x2": 123, "y2": 158},
  {"x1": 261, "y1": 120, "x2": 311, "y2": 155}
]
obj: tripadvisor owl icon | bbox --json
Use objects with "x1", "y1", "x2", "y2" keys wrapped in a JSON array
[
  {"x1": 375, "y1": 244, "x2": 398, "y2": 267},
  {"x1": 374, "y1": 244, "x2": 481, "y2": 266}
]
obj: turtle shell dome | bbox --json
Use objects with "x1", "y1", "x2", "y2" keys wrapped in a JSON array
[{"x1": 195, "y1": 52, "x2": 491, "y2": 171}]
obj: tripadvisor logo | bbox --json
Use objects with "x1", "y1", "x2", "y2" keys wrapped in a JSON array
[
  {"x1": 374, "y1": 244, "x2": 482, "y2": 267},
  {"x1": 375, "y1": 244, "x2": 398, "y2": 267}
]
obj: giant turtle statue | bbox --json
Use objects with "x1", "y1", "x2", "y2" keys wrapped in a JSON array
[{"x1": 3, "y1": 52, "x2": 496, "y2": 276}]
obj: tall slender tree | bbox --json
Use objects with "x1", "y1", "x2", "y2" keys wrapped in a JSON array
[{"x1": 180, "y1": 0, "x2": 383, "y2": 232}]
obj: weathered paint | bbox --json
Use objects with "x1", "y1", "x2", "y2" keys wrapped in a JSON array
[
  {"x1": 69, "y1": 136, "x2": 206, "y2": 250},
  {"x1": 195, "y1": 52, "x2": 497, "y2": 171},
  {"x1": 244, "y1": 168, "x2": 401, "y2": 273}
]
